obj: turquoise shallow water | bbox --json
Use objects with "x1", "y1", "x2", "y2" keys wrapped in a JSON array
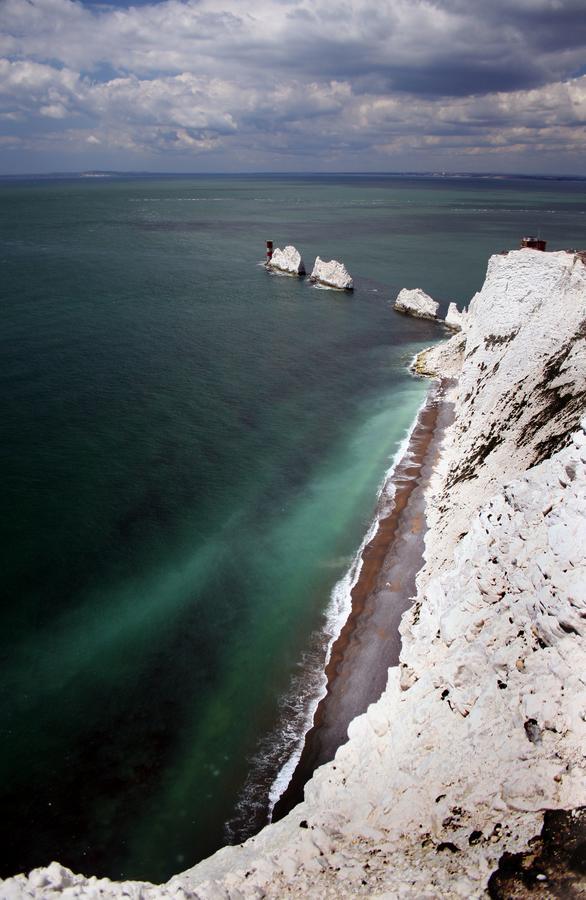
[{"x1": 1, "y1": 173, "x2": 584, "y2": 882}]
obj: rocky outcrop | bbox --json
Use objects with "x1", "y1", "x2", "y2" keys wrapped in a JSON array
[
  {"x1": 267, "y1": 245, "x2": 305, "y2": 276},
  {"x1": 394, "y1": 287, "x2": 439, "y2": 319},
  {"x1": 309, "y1": 257, "x2": 353, "y2": 290},
  {"x1": 4, "y1": 250, "x2": 585, "y2": 899},
  {"x1": 445, "y1": 301, "x2": 467, "y2": 332},
  {"x1": 413, "y1": 331, "x2": 466, "y2": 378}
]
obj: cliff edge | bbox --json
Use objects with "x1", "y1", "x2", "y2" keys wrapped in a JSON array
[{"x1": 3, "y1": 250, "x2": 585, "y2": 899}]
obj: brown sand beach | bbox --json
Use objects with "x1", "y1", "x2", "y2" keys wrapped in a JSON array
[{"x1": 273, "y1": 377, "x2": 455, "y2": 821}]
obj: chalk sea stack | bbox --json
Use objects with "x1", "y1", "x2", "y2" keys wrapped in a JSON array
[
  {"x1": 309, "y1": 257, "x2": 353, "y2": 290},
  {"x1": 394, "y1": 287, "x2": 439, "y2": 319},
  {"x1": 444, "y1": 301, "x2": 467, "y2": 331},
  {"x1": 266, "y1": 245, "x2": 306, "y2": 276}
]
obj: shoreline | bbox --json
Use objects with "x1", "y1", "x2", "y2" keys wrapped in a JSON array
[
  {"x1": 262, "y1": 386, "x2": 432, "y2": 818},
  {"x1": 273, "y1": 376, "x2": 455, "y2": 821},
  {"x1": 227, "y1": 384, "x2": 437, "y2": 843}
]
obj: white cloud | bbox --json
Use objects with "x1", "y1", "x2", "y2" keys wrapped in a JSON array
[
  {"x1": 0, "y1": 0, "x2": 585, "y2": 170},
  {"x1": 39, "y1": 102, "x2": 69, "y2": 117},
  {"x1": 0, "y1": 59, "x2": 83, "y2": 120}
]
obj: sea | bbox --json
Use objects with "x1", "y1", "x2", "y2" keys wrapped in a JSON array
[{"x1": 1, "y1": 172, "x2": 584, "y2": 884}]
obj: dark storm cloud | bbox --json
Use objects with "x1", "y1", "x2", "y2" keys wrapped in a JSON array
[
  {"x1": 266, "y1": 42, "x2": 546, "y2": 98},
  {"x1": 449, "y1": 0, "x2": 586, "y2": 54},
  {"x1": 383, "y1": 58, "x2": 545, "y2": 97}
]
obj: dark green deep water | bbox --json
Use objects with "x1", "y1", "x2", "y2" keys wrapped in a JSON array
[{"x1": 1, "y1": 173, "x2": 584, "y2": 882}]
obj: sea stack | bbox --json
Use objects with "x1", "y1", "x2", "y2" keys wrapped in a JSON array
[
  {"x1": 394, "y1": 287, "x2": 439, "y2": 319},
  {"x1": 444, "y1": 301, "x2": 467, "y2": 331},
  {"x1": 266, "y1": 245, "x2": 306, "y2": 276},
  {"x1": 309, "y1": 257, "x2": 353, "y2": 290}
]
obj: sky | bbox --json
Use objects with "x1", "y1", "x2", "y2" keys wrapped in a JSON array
[{"x1": 0, "y1": 0, "x2": 585, "y2": 174}]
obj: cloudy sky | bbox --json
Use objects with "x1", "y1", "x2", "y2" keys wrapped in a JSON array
[{"x1": 1, "y1": 0, "x2": 585, "y2": 174}]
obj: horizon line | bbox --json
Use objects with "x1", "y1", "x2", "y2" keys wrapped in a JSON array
[{"x1": 1, "y1": 169, "x2": 586, "y2": 181}]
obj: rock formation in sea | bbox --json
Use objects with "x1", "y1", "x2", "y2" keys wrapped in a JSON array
[
  {"x1": 394, "y1": 287, "x2": 439, "y2": 319},
  {"x1": 444, "y1": 301, "x2": 467, "y2": 331},
  {"x1": 309, "y1": 257, "x2": 353, "y2": 290},
  {"x1": 267, "y1": 245, "x2": 306, "y2": 276},
  {"x1": 4, "y1": 249, "x2": 585, "y2": 899}
]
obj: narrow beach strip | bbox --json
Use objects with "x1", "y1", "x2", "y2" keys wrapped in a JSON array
[{"x1": 273, "y1": 378, "x2": 454, "y2": 821}]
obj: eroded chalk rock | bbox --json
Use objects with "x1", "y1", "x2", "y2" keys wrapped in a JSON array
[
  {"x1": 267, "y1": 245, "x2": 306, "y2": 276},
  {"x1": 309, "y1": 257, "x2": 353, "y2": 290},
  {"x1": 413, "y1": 332, "x2": 466, "y2": 378},
  {"x1": 445, "y1": 302, "x2": 468, "y2": 332},
  {"x1": 394, "y1": 287, "x2": 439, "y2": 320}
]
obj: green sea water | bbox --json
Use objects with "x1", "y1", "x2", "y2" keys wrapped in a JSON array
[{"x1": 1, "y1": 173, "x2": 584, "y2": 882}]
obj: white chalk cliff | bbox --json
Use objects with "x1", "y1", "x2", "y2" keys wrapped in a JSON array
[
  {"x1": 420, "y1": 249, "x2": 586, "y2": 580},
  {"x1": 267, "y1": 245, "x2": 305, "y2": 276},
  {"x1": 4, "y1": 250, "x2": 585, "y2": 899},
  {"x1": 394, "y1": 287, "x2": 439, "y2": 319},
  {"x1": 309, "y1": 257, "x2": 353, "y2": 290}
]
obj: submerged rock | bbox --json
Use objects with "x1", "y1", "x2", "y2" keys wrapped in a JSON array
[
  {"x1": 309, "y1": 257, "x2": 353, "y2": 290},
  {"x1": 445, "y1": 301, "x2": 468, "y2": 332},
  {"x1": 267, "y1": 245, "x2": 305, "y2": 276},
  {"x1": 394, "y1": 287, "x2": 439, "y2": 319}
]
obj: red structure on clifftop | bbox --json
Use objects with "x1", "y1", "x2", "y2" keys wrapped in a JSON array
[{"x1": 521, "y1": 236, "x2": 547, "y2": 251}]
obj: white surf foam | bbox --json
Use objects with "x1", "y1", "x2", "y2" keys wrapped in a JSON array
[
  {"x1": 266, "y1": 392, "x2": 429, "y2": 814},
  {"x1": 309, "y1": 282, "x2": 346, "y2": 292}
]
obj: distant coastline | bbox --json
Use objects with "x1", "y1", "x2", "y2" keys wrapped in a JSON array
[{"x1": 2, "y1": 170, "x2": 586, "y2": 182}]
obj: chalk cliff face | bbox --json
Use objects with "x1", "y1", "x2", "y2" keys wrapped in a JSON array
[
  {"x1": 267, "y1": 245, "x2": 305, "y2": 276},
  {"x1": 4, "y1": 250, "x2": 585, "y2": 899},
  {"x1": 420, "y1": 249, "x2": 586, "y2": 581},
  {"x1": 413, "y1": 330, "x2": 466, "y2": 379},
  {"x1": 394, "y1": 287, "x2": 439, "y2": 319},
  {"x1": 309, "y1": 257, "x2": 353, "y2": 290}
]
